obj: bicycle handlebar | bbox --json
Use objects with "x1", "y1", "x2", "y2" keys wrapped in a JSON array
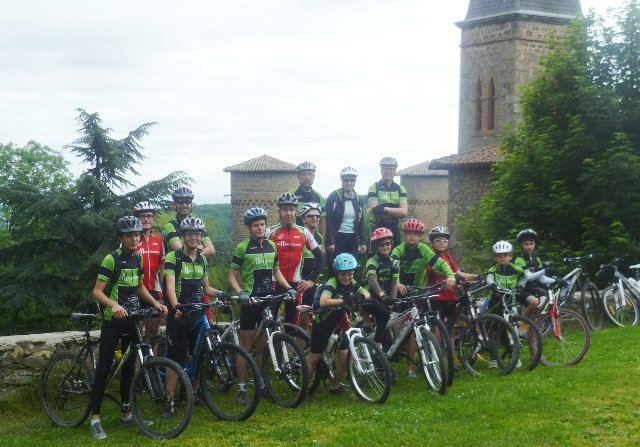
[{"x1": 561, "y1": 253, "x2": 601, "y2": 264}]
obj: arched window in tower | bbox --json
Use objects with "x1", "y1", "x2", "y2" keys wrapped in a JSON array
[
  {"x1": 475, "y1": 79, "x2": 482, "y2": 131},
  {"x1": 487, "y1": 77, "x2": 495, "y2": 130}
]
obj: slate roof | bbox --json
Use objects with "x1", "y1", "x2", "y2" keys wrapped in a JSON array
[
  {"x1": 223, "y1": 154, "x2": 296, "y2": 173},
  {"x1": 429, "y1": 144, "x2": 501, "y2": 169},
  {"x1": 397, "y1": 161, "x2": 448, "y2": 177},
  {"x1": 460, "y1": 0, "x2": 582, "y2": 26}
]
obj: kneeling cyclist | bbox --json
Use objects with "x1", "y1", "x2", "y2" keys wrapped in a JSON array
[{"x1": 307, "y1": 253, "x2": 370, "y2": 395}]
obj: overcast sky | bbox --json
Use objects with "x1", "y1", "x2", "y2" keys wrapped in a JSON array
[{"x1": 0, "y1": 0, "x2": 623, "y2": 204}]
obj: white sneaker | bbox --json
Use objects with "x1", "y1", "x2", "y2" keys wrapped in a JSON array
[
  {"x1": 90, "y1": 421, "x2": 107, "y2": 440},
  {"x1": 487, "y1": 360, "x2": 498, "y2": 369},
  {"x1": 516, "y1": 359, "x2": 522, "y2": 368}
]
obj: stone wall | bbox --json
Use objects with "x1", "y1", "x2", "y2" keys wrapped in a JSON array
[
  {"x1": 0, "y1": 331, "x2": 95, "y2": 401},
  {"x1": 401, "y1": 175, "x2": 449, "y2": 231},
  {"x1": 229, "y1": 172, "x2": 298, "y2": 245}
]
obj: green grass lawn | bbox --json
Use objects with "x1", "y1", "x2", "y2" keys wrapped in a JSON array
[{"x1": 2, "y1": 326, "x2": 639, "y2": 447}]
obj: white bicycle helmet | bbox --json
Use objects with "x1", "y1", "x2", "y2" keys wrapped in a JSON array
[
  {"x1": 340, "y1": 166, "x2": 358, "y2": 178},
  {"x1": 296, "y1": 161, "x2": 316, "y2": 173},
  {"x1": 379, "y1": 157, "x2": 398, "y2": 168},
  {"x1": 492, "y1": 240, "x2": 513, "y2": 254},
  {"x1": 132, "y1": 201, "x2": 156, "y2": 216}
]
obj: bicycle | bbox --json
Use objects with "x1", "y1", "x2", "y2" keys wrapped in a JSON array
[
  {"x1": 556, "y1": 254, "x2": 603, "y2": 330},
  {"x1": 535, "y1": 278, "x2": 591, "y2": 366},
  {"x1": 596, "y1": 255, "x2": 640, "y2": 327},
  {"x1": 485, "y1": 286, "x2": 543, "y2": 371},
  {"x1": 154, "y1": 301, "x2": 262, "y2": 421},
  {"x1": 452, "y1": 280, "x2": 521, "y2": 376},
  {"x1": 215, "y1": 293, "x2": 309, "y2": 408},
  {"x1": 377, "y1": 292, "x2": 448, "y2": 394},
  {"x1": 40, "y1": 309, "x2": 194, "y2": 439},
  {"x1": 300, "y1": 304, "x2": 393, "y2": 403}
]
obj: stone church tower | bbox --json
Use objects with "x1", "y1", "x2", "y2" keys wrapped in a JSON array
[{"x1": 431, "y1": 0, "x2": 582, "y2": 259}]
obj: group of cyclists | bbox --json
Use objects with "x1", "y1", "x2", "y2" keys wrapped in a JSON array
[{"x1": 87, "y1": 156, "x2": 556, "y2": 439}]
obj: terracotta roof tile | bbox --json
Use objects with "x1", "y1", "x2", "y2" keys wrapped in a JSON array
[
  {"x1": 429, "y1": 144, "x2": 501, "y2": 169},
  {"x1": 397, "y1": 161, "x2": 448, "y2": 177},
  {"x1": 223, "y1": 154, "x2": 297, "y2": 173}
]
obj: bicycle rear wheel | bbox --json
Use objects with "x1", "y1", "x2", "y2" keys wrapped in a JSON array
[
  {"x1": 200, "y1": 342, "x2": 260, "y2": 421},
  {"x1": 602, "y1": 286, "x2": 640, "y2": 327},
  {"x1": 40, "y1": 350, "x2": 92, "y2": 427},
  {"x1": 537, "y1": 308, "x2": 590, "y2": 366},
  {"x1": 510, "y1": 315, "x2": 542, "y2": 371},
  {"x1": 348, "y1": 337, "x2": 391, "y2": 404},
  {"x1": 458, "y1": 314, "x2": 520, "y2": 376},
  {"x1": 416, "y1": 326, "x2": 447, "y2": 394},
  {"x1": 581, "y1": 281, "x2": 604, "y2": 330},
  {"x1": 283, "y1": 322, "x2": 311, "y2": 351},
  {"x1": 130, "y1": 357, "x2": 194, "y2": 439},
  {"x1": 262, "y1": 332, "x2": 309, "y2": 408},
  {"x1": 428, "y1": 316, "x2": 454, "y2": 386}
]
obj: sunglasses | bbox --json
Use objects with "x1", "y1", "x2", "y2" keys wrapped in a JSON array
[
  {"x1": 305, "y1": 214, "x2": 321, "y2": 219},
  {"x1": 176, "y1": 200, "x2": 192, "y2": 205}
]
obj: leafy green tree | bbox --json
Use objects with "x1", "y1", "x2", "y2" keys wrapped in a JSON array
[
  {"x1": 0, "y1": 110, "x2": 190, "y2": 335},
  {"x1": 459, "y1": 1, "x2": 640, "y2": 268}
]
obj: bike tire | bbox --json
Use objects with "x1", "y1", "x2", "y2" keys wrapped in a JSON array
[
  {"x1": 261, "y1": 332, "x2": 309, "y2": 408},
  {"x1": 458, "y1": 314, "x2": 520, "y2": 377},
  {"x1": 283, "y1": 322, "x2": 311, "y2": 351},
  {"x1": 537, "y1": 308, "x2": 590, "y2": 366},
  {"x1": 602, "y1": 286, "x2": 640, "y2": 327},
  {"x1": 150, "y1": 334, "x2": 171, "y2": 357},
  {"x1": 428, "y1": 316, "x2": 454, "y2": 386},
  {"x1": 308, "y1": 358, "x2": 336, "y2": 394},
  {"x1": 199, "y1": 341, "x2": 260, "y2": 421},
  {"x1": 348, "y1": 336, "x2": 392, "y2": 404},
  {"x1": 581, "y1": 280, "x2": 604, "y2": 330},
  {"x1": 509, "y1": 315, "x2": 543, "y2": 371},
  {"x1": 130, "y1": 357, "x2": 194, "y2": 439},
  {"x1": 416, "y1": 326, "x2": 447, "y2": 394},
  {"x1": 40, "y1": 350, "x2": 92, "y2": 427}
]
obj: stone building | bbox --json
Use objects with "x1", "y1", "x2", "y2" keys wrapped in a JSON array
[
  {"x1": 431, "y1": 0, "x2": 582, "y2": 258},
  {"x1": 397, "y1": 161, "x2": 448, "y2": 232},
  {"x1": 223, "y1": 154, "x2": 297, "y2": 245}
]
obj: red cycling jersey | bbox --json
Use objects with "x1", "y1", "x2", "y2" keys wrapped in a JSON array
[
  {"x1": 266, "y1": 223, "x2": 319, "y2": 283},
  {"x1": 427, "y1": 251, "x2": 459, "y2": 302},
  {"x1": 136, "y1": 232, "x2": 165, "y2": 292}
]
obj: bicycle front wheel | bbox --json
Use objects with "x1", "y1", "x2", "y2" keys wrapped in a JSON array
[
  {"x1": 458, "y1": 314, "x2": 520, "y2": 377},
  {"x1": 348, "y1": 337, "x2": 391, "y2": 404},
  {"x1": 428, "y1": 316, "x2": 454, "y2": 386},
  {"x1": 200, "y1": 342, "x2": 260, "y2": 421},
  {"x1": 510, "y1": 316, "x2": 543, "y2": 371},
  {"x1": 40, "y1": 350, "x2": 92, "y2": 427},
  {"x1": 262, "y1": 332, "x2": 309, "y2": 408},
  {"x1": 581, "y1": 281, "x2": 604, "y2": 330},
  {"x1": 130, "y1": 357, "x2": 194, "y2": 439},
  {"x1": 537, "y1": 308, "x2": 590, "y2": 366},
  {"x1": 602, "y1": 286, "x2": 640, "y2": 327},
  {"x1": 416, "y1": 326, "x2": 447, "y2": 394}
]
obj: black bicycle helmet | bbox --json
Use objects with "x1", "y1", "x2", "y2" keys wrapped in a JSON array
[
  {"x1": 180, "y1": 216, "x2": 205, "y2": 233},
  {"x1": 516, "y1": 228, "x2": 538, "y2": 244},
  {"x1": 171, "y1": 186, "x2": 194, "y2": 201},
  {"x1": 428, "y1": 226, "x2": 450, "y2": 241},
  {"x1": 296, "y1": 161, "x2": 316, "y2": 173},
  {"x1": 276, "y1": 192, "x2": 299, "y2": 207},
  {"x1": 116, "y1": 216, "x2": 143, "y2": 234},
  {"x1": 243, "y1": 207, "x2": 268, "y2": 225},
  {"x1": 132, "y1": 201, "x2": 156, "y2": 216}
]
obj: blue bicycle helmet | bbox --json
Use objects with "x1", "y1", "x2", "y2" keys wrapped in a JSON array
[
  {"x1": 333, "y1": 253, "x2": 358, "y2": 272},
  {"x1": 243, "y1": 207, "x2": 268, "y2": 225}
]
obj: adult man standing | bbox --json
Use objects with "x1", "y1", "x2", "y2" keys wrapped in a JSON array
[
  {"x1": 287, "y1": 161, "x2": 326, "y2": 236},
  {"x1": 266, "y1": 192, "x2": 324, "y2": 325},
  {"x1": 367, "y1": 157, "x2": 408, "y2": 247},
  {"x1": 164, "y1": 187, "x2": 215, "y2": 257}
]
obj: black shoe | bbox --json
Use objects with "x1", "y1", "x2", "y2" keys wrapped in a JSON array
[
  {"x1": 329, "y1": 386, "x2": 344, "y2": 395},
  {"x1": 161, "y1": 401, "x2": 175, "y2": 419}
]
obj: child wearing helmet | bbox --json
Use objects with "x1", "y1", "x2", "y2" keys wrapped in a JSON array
[
  {"x1": 89, "y1": 216, "x2": 168, "y2": 439},
  {"x1": 307, "y1": 253, "x2": 370, "y2": 395},
  {"x1": 361, "y1": 227, "x2": 398, "y2": 346},
  {"x1": 513, "y1": 229, "x2": 546, "y2": 318},
  {"x1": 163, "y1": 217, "x2": 229, "y2": 414}
]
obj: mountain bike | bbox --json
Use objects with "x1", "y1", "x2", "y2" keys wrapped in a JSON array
[
  {"x1": 452, "y1": 280, "x2": 520, "y2": 377},
  {"x1": 535, "y1": 278, "x2": 591, "y2": 366},
  {"x1": 484, "y1": 286, "x2": 543, "y2": 371},
  {"x1": 153, "y1": 301, "x2": 261, "y2": 421},
  {"x1": 596, "y1": 255, "x2": 640, "y2": 327},
  {"x1": 555, "y1": 254, "x2": 603, "y2": 330},
  {"x1": 40, "y1": 309, "x2": 193, "y2": 439},
  {"x1": 215, "y1": 293, "x2": 309, "y2": 408},
  {"x1": 299, "y1": 304, "x2": 392, "y2": 404}
]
